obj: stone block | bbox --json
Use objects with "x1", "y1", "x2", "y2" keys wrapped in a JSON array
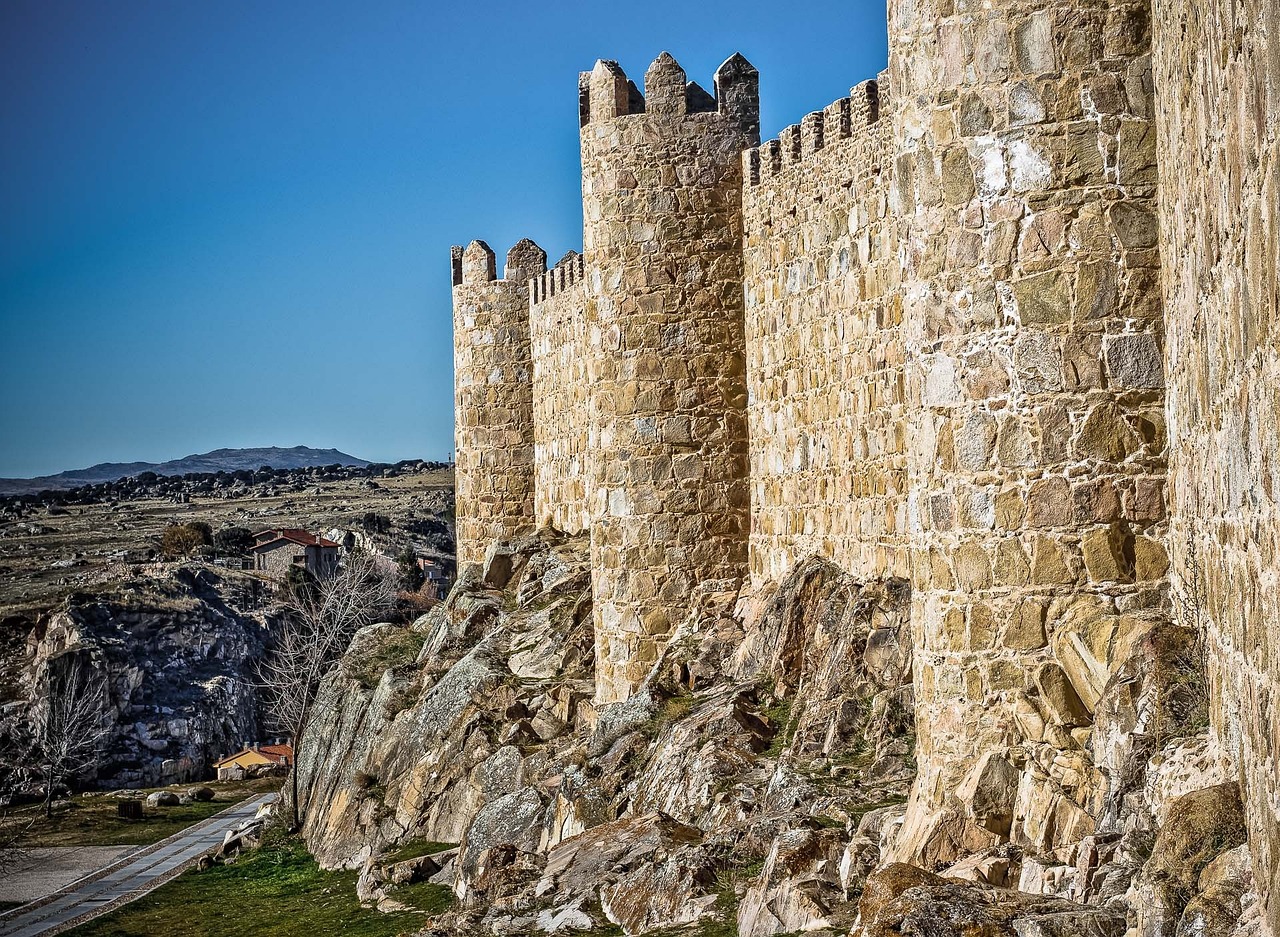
[
  {"x1": 1103, "y1": 333, "x2": 1164, "y2": 389},
  {"x1": 1034, "y1": 662, "x2": 1092, "y2": 727},
  {"x1": 1080, "y1": 526, "x2": 1133, "y2": 583}
]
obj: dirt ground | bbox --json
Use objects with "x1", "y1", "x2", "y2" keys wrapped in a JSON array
[{"x1": 0, "y1": 468, "x2": 453, "y2": 619}]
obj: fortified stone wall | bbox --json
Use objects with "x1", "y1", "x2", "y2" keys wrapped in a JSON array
[
  {"x1": 579, "y1": 54, "x2": 758, "y2": 703},
  {"x1": 448, "y1": 11, "x2": 1278, "y2": 914},
  {"x1": 451, "y1": 239, "x2": 544, "y2": 566},
  {"x1": 1153, "y1": 0, "x2": 1280, "y2": 929},
  {"x1": 886, "y1": 0, "x2": 1171, "y2": 863},
  {"x1": 742, "y1": 79, "x2": 909, "y2": 587},
  {"x1": 530, "y1": 251, "x2": 590, "y2": 534}
]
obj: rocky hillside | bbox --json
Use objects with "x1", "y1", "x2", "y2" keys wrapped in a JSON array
[
  {"x1": 295, "y1": 533, "x2": 1259, "y2": 936},
  {"x1": 0, "y1": 461, "x2": 457, "y2": 792},
  {"x1": 297, "y1": 532, "x2": 916, "y2": 934},
  {"x1": 0, "y1": 461, "x2": 454, "y2": 618},
  {"x1": 5, "y1": 564, "x2": 275, "y2": 788}
]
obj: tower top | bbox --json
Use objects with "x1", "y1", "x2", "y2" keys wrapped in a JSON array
[{"x1": 578, "y1": 51, "x2": 760, "y2": 145}]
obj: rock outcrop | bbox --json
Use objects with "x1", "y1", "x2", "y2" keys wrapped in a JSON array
[
  {"x1": 15, "y1": 566, "x2": 274, "y2": 788},
  {"x1": 298, "y1": 534, "x2": 917, "y2": 934}
]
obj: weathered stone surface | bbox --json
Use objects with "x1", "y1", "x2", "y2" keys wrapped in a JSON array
[
  {"x1": 17, "y1": 567, "x2": 270, "y2": 789},
  {"x1": 737, "y1": 827, "x2": 851, "y2": 936},
  {"x1": 1154, "y1": 0, "x2": 1280, "y2": 930},
  {"x1": 859, "y1": 863, "x2": 1127, "y2": 937},
  {"x1": 1134, "y1": 783, "x2": 1248, "y2": 937}
]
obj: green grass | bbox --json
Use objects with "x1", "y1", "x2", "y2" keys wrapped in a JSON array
[
  {"x1": 762, "y1": 695, "x2": 793, "y2": 758},
  {"x1": 63, "y1": 841, "x2": 426, "y2": 937},
  {"x1": 642, "y1": 692, "x2": 694, "y2": 739},
  {"x1": 387, "y1": 880, "x2": 453, "y2": 914},
  {"x1": 5, "y1": 777, "x2": 280, "y2": 848},
  {"x1": 381, "y1": 838, "x2": 456, "y2": 864},
  {"x1": 346, "y1": 627, "x2": 428, "y2": 688}
]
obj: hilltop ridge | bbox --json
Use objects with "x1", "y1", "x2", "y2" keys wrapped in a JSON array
[{"x1": 0, "y1": 446, "x2": 371, "y2": 496}]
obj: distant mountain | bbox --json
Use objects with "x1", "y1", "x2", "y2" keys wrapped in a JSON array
[{"x1": 0, "y1": 446, "x2": 371, "y2": 495}]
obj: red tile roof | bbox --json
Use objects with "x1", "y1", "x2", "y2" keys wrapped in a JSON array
[
  {"x1": 259, "y1": 744, "x2": 293, "y2": 763},
  {"x1": 213, "y1": 744, "x2": 293, "y2": 768},
  {"x1": 251, "y1": 528, "x2": 340, "y2": 550}
]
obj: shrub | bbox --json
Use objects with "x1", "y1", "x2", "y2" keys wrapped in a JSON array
[
  {"x1": 161, "y1": 524, "x2": 208, "y2": 558},
  {"x1": 396, "y1": 546, "x2": 425, "y2": 593},
  {"x1": 214, "y1": 526, "x2": 255, "y2": 556}
]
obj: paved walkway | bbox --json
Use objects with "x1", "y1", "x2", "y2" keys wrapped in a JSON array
[
  {"x1": 0, "y1": 793, "x2": 276, "y2": 937},
  {"x1": 0, "y1": 847, "x2": 137, "y2": 908}
]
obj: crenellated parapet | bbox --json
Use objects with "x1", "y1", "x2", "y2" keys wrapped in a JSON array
[
  {"x1": 451, "y1": 238, "x2": 545, "y2": 566},
  {"x1": 578, "y1": 51, "x2": 759, "y2": 143},
  {"x1": 529, "y1": 251, "x2": 585, "y2": 306},
  {"x1": 744, "y1": 77, "x2": 886, "y2": 186}
]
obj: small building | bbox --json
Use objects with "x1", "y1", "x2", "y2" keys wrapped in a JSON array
[
  {"x1": 416, "y1": 556, "x2": 455, "y2": 600},
  {"x1": 213, "y1": 744, "x2": 293, "y2": 781},
  {"x1": 250, "y1": 528, "x2": 340, "y2": 580}
]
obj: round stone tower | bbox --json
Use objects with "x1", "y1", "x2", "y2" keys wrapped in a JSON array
[
  {"x1": 451, "y1": 238, "x2": 546, "y2": 567},
  {"x1": 888, "y1": 1, "x2": 1170, "y2": 861},
  {"x1": 580, "y1": 52, "x2": 759, "y2": 704}
]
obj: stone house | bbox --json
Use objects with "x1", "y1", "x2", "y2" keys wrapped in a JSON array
[{"x1": 250, "y1": 528, "x2": 340, "y2": 580}]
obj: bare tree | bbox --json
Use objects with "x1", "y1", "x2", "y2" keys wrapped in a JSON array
[
  {"x1": 0, "y1": 752, "x2": 36, "y2": 880},
  {"x1": 259, "y1": 551, "x2": 394, "y2": 830},
  {"x1": 32, "y1": 660, "x2": 110, "y2": 819}
]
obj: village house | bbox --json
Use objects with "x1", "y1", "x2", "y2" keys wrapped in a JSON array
[
  {"x1": 213, "y1": 743, "x2": 293, "y2": 781},
  {"x1": 250, "y1": 528, "x2": 340, "y2": 580},
  {"x1": 416, "y1": 556, "x2": 454, "y2": 600}
]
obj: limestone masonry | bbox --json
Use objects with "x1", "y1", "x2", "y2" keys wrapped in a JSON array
[{"x1": 451, "y1": 0, "x2": 1278, "y2": 930}]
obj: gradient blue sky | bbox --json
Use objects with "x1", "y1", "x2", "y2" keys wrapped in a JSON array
[{"x1": 0, "y1": 0, "x2": 889, "y2": 478}]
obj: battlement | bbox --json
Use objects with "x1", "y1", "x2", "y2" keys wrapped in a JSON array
[
  {"x1": 530, "y1": 251, "x2": 585, "y2": 306},
  {"x1": 579, "y1": 51, "x2": 759, "y2": 145},
  {"x1": 451, "y1": 238, "x2": 547, "y2": 287},
  {"x1": 744, "y1": 77, "x2": 884, "y2": 186}
]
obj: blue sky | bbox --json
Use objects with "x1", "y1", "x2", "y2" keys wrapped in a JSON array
[{"x1": 0, "y1": 0, "x2": 889, "y2": 478}]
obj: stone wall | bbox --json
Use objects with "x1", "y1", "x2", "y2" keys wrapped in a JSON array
[
  {"x1": 742, "y1": 80, "x2": 908, "y2": 587},
  {"x1": 451, "y1": 239, "x2": 544, "y2": 566},
  {"x1": 886, "y1": 0, "x2": 1171, "y2": 862},
  {"x1": 580, "y1": 54, "x2": 758, "y2": 703},
  {"x1": 1153, "y1": 0, "x2": 1280, "y2": 929},
  {"x1": 447, "y1": 20, "x2": 1280, "y2": 915},
  {"x1": 530, "y1": 252, "x2": 591, "y2": 534}
]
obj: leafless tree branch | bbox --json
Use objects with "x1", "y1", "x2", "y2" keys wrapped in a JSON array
[{"x1": 257, "y1": 551, "x2": 394, "y2": 829}]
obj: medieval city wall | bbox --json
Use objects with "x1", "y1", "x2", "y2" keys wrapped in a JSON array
[
  {"x1": 530, "y1": 252, "x2": 591, "y2": 534},
  {"x1": 886, "y1": 0, "x2": 1172, "y2": 864},
  {"x1": 742, "y1": 80, "x2": 909, "y2": 588},
  {"x1": 449, "y1": 10, "x2": 1279, "y2": 910},
  {"x1": 1154, "y1": 0, "x2": 1280, "y2": 928}
]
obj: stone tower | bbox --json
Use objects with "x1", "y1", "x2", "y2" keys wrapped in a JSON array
[
  {"x1": 580, "y1": 53, "x2": 759, "y2": 703},
  {"x1": 887, "y1": 0, "x2": 1170, "y2": 859},
  {"x1": 451, "y1": 238, "x2": 546, "y2": 566}
]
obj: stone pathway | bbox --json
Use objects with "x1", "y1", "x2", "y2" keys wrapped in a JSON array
[
  {"x1": 0, "y1": 848, "x2": 135, "y2": 908},
  {"x1": 0, "y1": 793, "x2": 276, "y2": 937}
]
